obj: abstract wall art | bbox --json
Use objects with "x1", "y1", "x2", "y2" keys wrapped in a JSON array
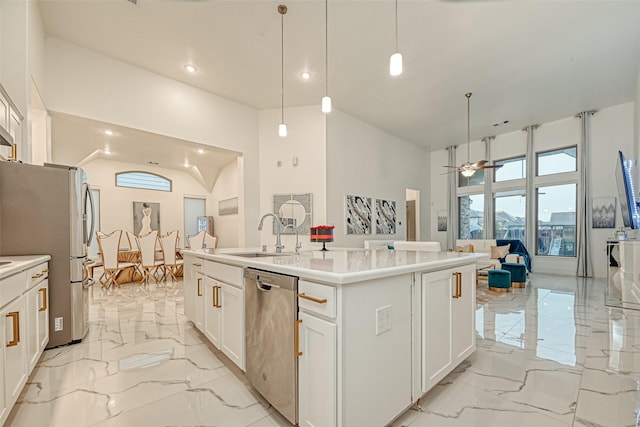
[
  {"x1": 375, "y1": 199, "x2": 396, "y2": 234},
  {"x1": 345, "y1": 195, "x2": 372, "y2": 235}
]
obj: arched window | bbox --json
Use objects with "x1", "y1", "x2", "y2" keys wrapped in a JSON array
[{"x1": 115, "y1": 171, "x2": 172, "y2": 192}]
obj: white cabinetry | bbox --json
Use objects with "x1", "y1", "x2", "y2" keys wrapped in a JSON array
[
  {"x1": 420, "y1": 264, "x2": 475, "y2": 393},
  {"x1": 0, "y1": 259, "x2": 49, "y2": 426},
  {"x1": 183, "y1": 255, "x2": 204, "y2": 331},
  {"x1": 183, "y1": 256, "x2": 244, "y2": 370}
]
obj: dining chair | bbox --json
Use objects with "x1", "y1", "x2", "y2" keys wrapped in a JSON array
[
  {"x1": 137, "y1": 230, "x2": 164, "y2": 285},
  {"x1": 187, "y1": 230, "x2": 206, "y2": 249},
  {"x1": 96, "y1": 230, "x2": 136, "y2": 288},
  {"x1": 204, "y1": 233, "x2": 218, "y2": 249},
  {"x1": 159, "y1": 230, "x2": 183, "y2": 282},
  {"x1": 126, "y1": 231, "x2": 137, "y2": 251}
]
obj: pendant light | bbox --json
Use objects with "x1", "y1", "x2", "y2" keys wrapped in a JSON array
[
  {"x1": 278, "y1": 5, "x2": 288, "y2": 137},
  {"x1": 322, "y1": 0, "x2": 332, "y2": 113},
  {"x1": 389, "y1": 0, "x2": 403, "y2": 76}
]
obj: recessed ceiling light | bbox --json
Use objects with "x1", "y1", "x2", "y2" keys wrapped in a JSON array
[
  {"x1": 104, "y1": 129, "x2": 114, "y2": 136},
  {"x1": 185, "y1": 64, "x2": 197, "y2": 73},
  {"x1": 103, "y1": 149, "x2": 111, "y2": 155},
  {"x1": 301, "y1": 72, "x2": 311, "y2": 80},
  {"x1": 183, "y1": 161, "x2": 190, "y2": 167},
  {"x1": 197, "y1": 149, "x2": 205, "y2": 154}
]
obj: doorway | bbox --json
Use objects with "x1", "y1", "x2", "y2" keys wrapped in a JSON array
[
  {"x1": 184, "y1": 196, "x2": 206, "y2": 247},
  {"x1": 406, "y1": 189, "x2": 420, "y2": 241}
]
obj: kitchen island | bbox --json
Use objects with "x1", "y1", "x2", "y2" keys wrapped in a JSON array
[{"x1": 181, "y1": 247, "x2": 486, "y2": 427}]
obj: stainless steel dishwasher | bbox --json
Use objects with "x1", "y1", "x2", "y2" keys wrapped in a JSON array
[{"x1": 244, "y1": 268, "x2": 299, "y2": 425}]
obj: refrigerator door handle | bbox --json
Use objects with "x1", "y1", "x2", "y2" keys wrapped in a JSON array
[{"x1": 86, "y1": 184, "x2": 96, "y2": 248}]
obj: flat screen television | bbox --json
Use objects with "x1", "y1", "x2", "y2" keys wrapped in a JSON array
[{"x1": 615, "y1": 150, "x2": 639, "y2": 229}]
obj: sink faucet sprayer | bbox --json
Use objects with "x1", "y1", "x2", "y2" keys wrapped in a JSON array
[{"x1": 258, "y1": 213, "x2": 285, "y2": 253}]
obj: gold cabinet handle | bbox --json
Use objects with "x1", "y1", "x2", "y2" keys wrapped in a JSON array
[
  {"x1": 6, "y1": 312, "x2": 20, "y2": 347},
  {"x1": 298, "y1": 293, "x2": 328, "y2": 304},
  {"x1": 193, "y1": 263, "x2": 202, "y2": 267},
  {"x1": 31, "y1": 272, "x2": 44, "y2": 279},
  {"x1": 212, "y1": 286, "x2": 216, "y2": 307},
  {"x1": 295, "y1": 319, "x2": 303, "y2": 357},
  {"x1": 215, "y1": 286, "x2": 221, "y2": 308},
  {"x1": 197, "y1": 278, "x2": 202, "y2": 296},
  {"x1": 39, "y1": 288, "x2": 48, "y2": 312},
  {"x1": 43, "y1": 269, "x2": 49, "y2": 273},
  {"x1": 457, "y1": 272, "x2": 462, "y2": 298},
  {"x1": 452, "y1": 272, "x2": 459, "y2": 299}
]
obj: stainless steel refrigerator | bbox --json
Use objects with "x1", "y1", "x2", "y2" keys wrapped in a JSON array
[{"x1": 0, "y1": 161, "x2": 95, "y2": 348}]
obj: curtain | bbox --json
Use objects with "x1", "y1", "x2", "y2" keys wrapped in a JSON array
[
  {"x1": 483, "y1": 137, "x2": 495, "y2": 239},
  {"x1": 576, "y1": 111, "x2": 595, "y2": 278},
  {"x1": 524, "y1": 125, "x2": 538, "y2": 265},
  {"x1": 447, "y1": 146, "x2": 458, "y2": 250}
]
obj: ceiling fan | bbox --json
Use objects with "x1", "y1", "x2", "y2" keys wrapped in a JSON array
[{"x1": 443, "y1": 92, "x2": 502, "y2": 177}]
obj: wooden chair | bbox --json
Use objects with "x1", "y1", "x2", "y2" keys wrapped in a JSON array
[
  {"x1": 137, "y1": 230, "x2": 164, "y2": 285},
  {"x1": 126, "y1": 231, "x2": 137, "y2": 251},
  {"x1": 188, "y1": 230, "x2": 206, "y2": 249},
  {"x1": 204, "y1": 233, "x2": 218, "y2": 249},
  {"x1": 96, "y1": 230, "x2": 136, "y2": 288},
  {"x1": 159, "y1": 230, "x2": 183, "y2": 282}
]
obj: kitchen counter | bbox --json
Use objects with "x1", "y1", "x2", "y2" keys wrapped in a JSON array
[
  {"x1": 181, "y1": 247, "x2": 488, "y2": 284},
  {"x1": 0, "y1": 255, "x2": 51, "y2": 280}
]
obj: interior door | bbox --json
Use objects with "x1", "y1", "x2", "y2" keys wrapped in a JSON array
[{"x1": 184, "y1": 197, "x2": 206, "y2": 248}]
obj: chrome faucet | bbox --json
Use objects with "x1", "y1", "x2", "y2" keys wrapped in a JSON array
[
  {"x1": 258, "y1": 213, "x2": 285, "y2": 253},
  {"x1": 283, "y1": 224, "x2": 302, "y2": 254}
]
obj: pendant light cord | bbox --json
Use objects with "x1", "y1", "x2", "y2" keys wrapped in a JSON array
[
  {"x1": 395, "y1": 0, "x2": 398, "y2": 52},
  {"x1": 325, "y1": 0, "x2": 329, "y2": 96},
  {"x1": 466, "y1": 92, "x2": 471, "y2": 163}
]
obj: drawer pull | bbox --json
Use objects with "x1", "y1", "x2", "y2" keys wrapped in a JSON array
[
  {"x1": 214, "y1": 286, "x2": 221, "y2": 308},
  {"x1": 298, "y1": 293, "x2": 327, "y2": 304},
  {"x1": 43, "y1": 269, "x2": 49, "y2": 273},
  {"x1": 197, "y1": 278, "x2": 202, "y2": 296},
  {"x1": 6, "y1": 312, "x2": 20, "y2": 347},
  {"x1": 31, "y1": 272, "x2": 44, "y2": 279},
  {"x1": 193, "y1": 263, "x2": 202, "y2": 267},
  {"x1": 295, "y1": 319, "x2": 303, "y2": 357},
  {"x1": 39, "y1": 288, "x2": 48, "y2": 311}
]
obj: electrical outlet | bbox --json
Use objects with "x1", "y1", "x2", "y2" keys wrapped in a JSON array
[
  {"x1": 54, "y1": 317, "x2": 63, "y2": 332},
  {"x1": 375, "y1": 305, "x2": 392, "y2": 335}
]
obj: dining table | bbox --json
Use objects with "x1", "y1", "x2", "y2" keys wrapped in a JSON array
[{"x1": 90, "y1": 249, "x2": 183, "y2": 285}]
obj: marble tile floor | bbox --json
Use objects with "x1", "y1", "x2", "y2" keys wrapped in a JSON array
[{"x1": 4, "y1": 273, "x2": 638, "y2": 427}]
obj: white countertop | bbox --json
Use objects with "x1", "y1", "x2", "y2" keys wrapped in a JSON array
[
  {"x1": 0, "y1": 255, "x2": 51, "y2": 280},
  {"x1": 182, "y1": 248, "x2": 488, "y2": 284}
]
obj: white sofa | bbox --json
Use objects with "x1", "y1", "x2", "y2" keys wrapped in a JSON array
[{"x1": 393, "y1": 241, "x2": 442, "y2": 252}]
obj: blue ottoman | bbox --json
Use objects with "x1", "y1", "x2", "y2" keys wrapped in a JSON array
[
  {"x1": 488, "y1": 270, "x2": 511, "y2": 292},
  {"x1": 502, "y1": 262, "x2": 527, "y2": 288}
]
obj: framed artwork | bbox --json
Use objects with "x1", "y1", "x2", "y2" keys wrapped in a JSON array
[
  {"x1": 133, "y1": 201, "x2": 160, "y2": 235},
  {"x1": 219, "y1": 197, "x2": 239, "y2": 215},
  {"x1": 346, "y1": 195, "x2": 372, "y2": 235},
  {"x1": 375, "y1": 199, "x2": 396, "y2": 234},
  {"x1": 437, "y1": 210, "x2": 448, "y2": 232},
  {"x1": 592, "y1": 197, "x2": 616, "y2": 229},
  {"x1": 273, "y1": 193, "x2": 312, "y2": 234}
]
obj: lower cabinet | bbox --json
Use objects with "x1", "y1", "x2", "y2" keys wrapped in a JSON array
[
  {"x1": 204, "y1": 277, "x2": 244, "y2": 369},
  {"x1": 1, "y1": 296, "x2": 27, "y2": 410},
  {"x1": 298, "y1": 311, "x2": 336, "y2": 427},
  {"x1": 27, "y1": 279, "x2": 49, "y2": 371},
  {"x1": 420, "y1": 264, "x2": 475, "y2": 393},
  {"x1": 183, "y1": 256, "x2": 204, "y2": 331}
]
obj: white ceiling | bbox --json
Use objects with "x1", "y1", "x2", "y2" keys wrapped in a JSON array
[
  {"x1": 50, "y1": 112, "x2": 241, "y2": 190},
  {"x1": 39, "y1": 0, "x2": 640, "y2": 153}
]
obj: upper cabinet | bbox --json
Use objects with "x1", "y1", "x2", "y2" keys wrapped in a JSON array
[{"x1": 0, "y1": 83, "x2": 23, "y2": 160}]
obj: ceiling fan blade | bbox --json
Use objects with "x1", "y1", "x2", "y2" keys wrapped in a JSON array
[
  {"x1": 442, "y1": 165, "x2": 461, "y2": 169},
  {"x1": 477, "y1": 164, "x2": 504, "y2": 169},
  {"x1": 472, "y1": 160, "x2": 490, "y2": 167}
]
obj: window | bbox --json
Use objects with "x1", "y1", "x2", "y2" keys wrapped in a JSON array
[
  {"x1": 494, "y1": 156, "x2": 526, "y2": 182},
  {"x1": 115, "y1": 171, "x2": 172, "y2": 192},
  {"x1": 458, "y1": 169, "x2": 485, "y2": 187},
  {"x1": 537, "y1": 147, "x2": 577, "y2": 176},
  {"x1": 536, "y1": 184, "x2": 576, "y2": 256},
  {"x1": 459, "y1": 194, "x2": 484, "y2": 239},
  {"x1": 494, "y1": 190, "x2": 525, "y2": 240}
]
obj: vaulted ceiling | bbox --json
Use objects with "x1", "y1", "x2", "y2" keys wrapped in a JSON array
[{"x1": 40, "y1": 0, "x2": 640, "y2": 154}]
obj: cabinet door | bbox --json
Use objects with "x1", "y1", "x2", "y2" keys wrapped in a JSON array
[
  {"x1": 220, "y1": 283, "x2": 244, "y2": 370},
  {"x1": 38, "y1": 281, "x2": 50, "y2": 354},
  {"x1": 0, "y1": 305, "x2": 6, "y2": 425},
  {"x1": 421, "y1": 269, "x2": 454, "y2": 393},
  {"x1": 26, "y1": 286, "x2": 40, "y2": 370},
  {"x1": 183, "y1": 256, "x2": 199, "y2": 323},
  {"x1": 298, "y1": 312, "x2": 337, "y2": 427},
  {"x1": 2, "y1": 296, "x2": 28, "y2": 405},
  {"x1": 203, "y1": 278, "x2": 221, "y2": 347},
  {"x1": 452, "y1": 265, "x2": 475, "y2": 363}
]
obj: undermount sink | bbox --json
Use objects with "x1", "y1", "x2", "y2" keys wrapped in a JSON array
[
  {"x1": 0, "y1": 261, "x2": 12, "y2": 267},
  {"x1": 229, "y1": 252, "x2": 294, "y2": 258}
]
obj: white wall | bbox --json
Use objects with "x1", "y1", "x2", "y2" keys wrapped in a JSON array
[
  {"x1": 44, "y1": 37, "x2": 261, "y2": 247},
  {"x1": 326, "y1": 110, "x2": 431, "y2": 248},
  {"x1": 430, "y1": 148, "x2": 449, "y2": 250},
  {"x1": 82, "y1": 159, "x2": 209, "y2": 246},
  {"x1": 208, "y1": 159, "x2": 241, "y2": 248},
  {"x1": 258, "y1": 106, "x2": 327, "y2": 251},
  {"x1": 635, "y1": 65, "x2": 640, "y2": 163}
]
